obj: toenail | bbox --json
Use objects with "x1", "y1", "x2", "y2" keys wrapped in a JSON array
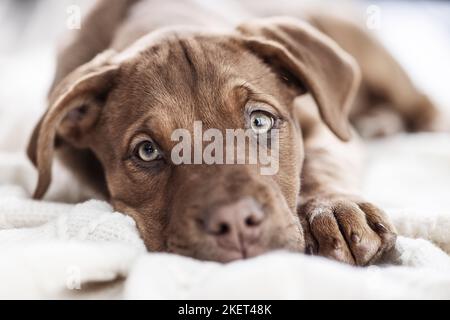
[{"x1": 351, "y1": 233, "x2": 361, "y2": 243}]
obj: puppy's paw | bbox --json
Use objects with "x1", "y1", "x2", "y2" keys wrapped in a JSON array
[{"x1": 299, "y1": 197, "x2": 397, "y2": 266}]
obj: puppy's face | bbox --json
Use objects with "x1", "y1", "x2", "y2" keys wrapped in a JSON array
[
  {"x1": 99, "y1": 36, "x2": 305, "y2": 261},
  {"x1": 28, "y1": 18, "x2": 360, "y2": 262}
]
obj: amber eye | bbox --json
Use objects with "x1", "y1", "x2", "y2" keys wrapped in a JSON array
[
  {"x1": 135, "y1": 141, "x2": 161, "y2": 162},
  {"x1": 250, "y1": 111, "x2": 275, "y2": 134}
]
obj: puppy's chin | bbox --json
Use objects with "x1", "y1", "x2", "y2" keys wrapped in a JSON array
[
  {"x1": 203, "y1": 245, "x2": 272, "y2": 263},
  {"x1": 193, "y1": 244, "x2": 304, "y2": 263},
  {"x1": 168, "y1": 234, "x2": 305, "y2": 263}
]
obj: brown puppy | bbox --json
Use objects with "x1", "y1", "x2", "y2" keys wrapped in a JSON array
[{"x1": 27, "y1": 0, "x2": 440, "y2": 264}]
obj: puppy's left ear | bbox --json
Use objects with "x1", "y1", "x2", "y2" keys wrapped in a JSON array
[
  {"x1": 237, "y1": 17, "x2": 361, "y2": 141},
  {"x1": 27, "y1": 51, "x2": 120, "y2": 199}
]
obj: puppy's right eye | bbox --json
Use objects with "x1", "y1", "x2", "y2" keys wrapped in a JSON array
[
  {"x1": 135, "y1": 141, "x2": 161, "y2": 162},
  {"x1": 250, "y1": 111, "x2": 275, "y2": 134}
]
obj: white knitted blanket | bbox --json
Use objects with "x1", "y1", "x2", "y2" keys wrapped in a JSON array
[
  {"x1": 1, "y1": 134, "x2": 450, "y2": 299},
  {"x1": 1, "y1": 0, "x2": 450, "y2": 300}
]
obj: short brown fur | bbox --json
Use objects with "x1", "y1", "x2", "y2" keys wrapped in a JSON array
[{"x1": 27, "y1": 0, "x2": 443, "y2": 264}]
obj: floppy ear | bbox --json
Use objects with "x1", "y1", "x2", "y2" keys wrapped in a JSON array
[
  {"x1": 237, "y1": 17, "x2": 361, "y2": 141},
  {"x1": 27, "y1": 51, "x2": 120, "y2": 199}
]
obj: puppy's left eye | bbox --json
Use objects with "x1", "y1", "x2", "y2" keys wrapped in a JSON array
[
  {"x1": 135, "y1": 141, "x2": 161, "y2": 162},
  {"x1": 250, "y1": 111, "x2": 275, "y2": 134}
]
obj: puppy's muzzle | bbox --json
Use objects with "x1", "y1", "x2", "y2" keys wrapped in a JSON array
[{"x1": 199, "y1": 197, "x2": 266, "y2": 260}]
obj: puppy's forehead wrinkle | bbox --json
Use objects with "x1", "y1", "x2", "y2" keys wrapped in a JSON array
[
  {"x1": 124, "y1": 42, "x2": 235, "y2": 117},
  {"x1": 176, "y1": 37, "x2": 199, "y2": 84},
  {"x1": 109, "y1": 34, "x2": 290, "y2": 151}
]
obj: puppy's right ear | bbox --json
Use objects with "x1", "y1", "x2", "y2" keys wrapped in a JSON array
[
  {"x1": 27, "y1": 51, "x2": 120, "y2": 199},
  {"x1": 237, "y1": 17, "x2": 361, "y2": 141}
]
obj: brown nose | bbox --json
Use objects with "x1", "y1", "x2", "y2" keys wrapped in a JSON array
[{"x1": 203, "y1": 198, "x2": 265, "y2": 254}]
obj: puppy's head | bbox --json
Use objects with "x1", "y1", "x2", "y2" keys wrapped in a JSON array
[{"x1": 28, "y1": 17, "x2": 359, "y2": 262}]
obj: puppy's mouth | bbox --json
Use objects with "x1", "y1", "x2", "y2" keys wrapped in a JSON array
[
  {"x1": 189, "y1": 243, "x2": 272, "y2": 264},
  {"x1": 166, "y1": 229, "x2": 271, "y2": 263},
  {"x1": 166, "y1": 220, "x2": 305, "y2": 263},
  {"x1": 212, "y1": 233, "x2": 269, "y2": 263}
]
